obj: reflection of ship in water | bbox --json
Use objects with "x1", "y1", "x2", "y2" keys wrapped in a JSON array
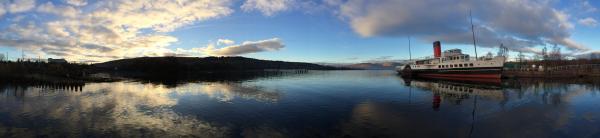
[
  {"x1": 406, "y1": 78, "x2": 507, "y2": 136},
  {"x1": 407, "y1": 78, "x2": 506, "y2": 110}
]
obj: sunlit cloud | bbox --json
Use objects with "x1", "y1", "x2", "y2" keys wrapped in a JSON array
[
  {"x1": 37, "y1": 2, "x2": 80, "y2": 17},
  {"x1": 64, "y1": 0, "x2": 87, "y2": 6},
  {"x1": 0, "y1": 0, "x2": 233, "y2": 62},
  {"x1": 7, "y1": 0, "x2": 36, "y2": 13},
  {"x1": 201, "y1": 38, "x2": 285, "y2": 56},
  {"x1": 241, "y1": 0, "x2": 293, "y2": 16},
  {"x1": 217, "y1": 39, "x2": 236, "y2": 45}
]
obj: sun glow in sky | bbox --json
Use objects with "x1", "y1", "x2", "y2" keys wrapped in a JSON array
[{"x1": 0, "y1": 0, "x2": 598, "y2": 63}]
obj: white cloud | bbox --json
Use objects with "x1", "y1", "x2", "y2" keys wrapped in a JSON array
[
  {"x1": 201, "y1": 38, "x2": 284, "y2": 56},
  {"x1": 0, "y1": 0, "x2": 234, "y2": 62},
  {"x1": 578, "y1": 17, "x2": 598, "y2": 27},
  {"x1": 242, "y1": 0, "x2": 293, "y2": 16},
  {"x1": 324, "y1": 0, "x2": 343, "y2": 6},
  {"x1": 64, "y1": 0, "x2": 87, "y2": 6},
  {"x1": 37, "y1": 2, "x2": 80, "y2": 18},
  {"x1": 217, "y1": 39, "x2": 235, "y2": 45},
  {"x1": 582, "y1": 0, "x2": 598, "y2": 13},
  {"x1": 8, "y1": 0, "x2": 36, "y2": 13},
  {"x1": 334, "y1": 0, "x2": 588, "y2": 52},
  {"x1": 0, "y1": 6, "x2": 5, "y2": 17}
]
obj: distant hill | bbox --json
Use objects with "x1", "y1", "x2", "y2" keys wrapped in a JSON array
[
  {"x1": 343, "y1": 62, "x2": 405, "y2": 70},
  {"x1": 93, "y1": 56, "x2": 348, "y2": 73}
]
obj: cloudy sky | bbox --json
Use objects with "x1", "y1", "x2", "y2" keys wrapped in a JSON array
[{"x1": 0, "y1": 0, "x2": 598, "y2": 63}]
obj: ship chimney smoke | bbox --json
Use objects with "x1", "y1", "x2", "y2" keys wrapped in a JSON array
[{"x1": 433, "y1": 41, "x2": 441, "y2": 58}]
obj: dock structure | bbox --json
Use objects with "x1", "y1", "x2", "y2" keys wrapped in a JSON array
[{"x1": 503, "y1": 63, "x2": 600, "y2": 78}]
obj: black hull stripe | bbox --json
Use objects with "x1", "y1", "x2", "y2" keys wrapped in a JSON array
[{"x1": 411, "y1": 67, "x2": 502, "y2": 71}]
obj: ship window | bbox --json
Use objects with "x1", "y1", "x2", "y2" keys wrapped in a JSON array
[
  {"x1": 464, "y1": 64, "x2": 468, "y2": 67},
  {"x1": 469, "y1": 63, "x2": 474, "y2": 67},
  {"x1": 455, "y1": 64, "x2": 458, "y2": 67},
  {"x1": 459, "y1": 64, "x2": 463, "y2": 67}
]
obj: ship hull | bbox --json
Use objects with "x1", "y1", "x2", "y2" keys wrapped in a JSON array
[{"x1": 399, "y1": 67, "x2": 503, "y2": 79}]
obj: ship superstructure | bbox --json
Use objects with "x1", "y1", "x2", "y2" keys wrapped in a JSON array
[{"x1": 398, "y1": 41, "x2": 505, "y2": 79}]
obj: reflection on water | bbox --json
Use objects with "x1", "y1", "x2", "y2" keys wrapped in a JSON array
[
  {"x1": 0, "y1": 81, "x2": 281, "y2": 137},
  {"x1": 1, "y1": 71, "x2": 600, "y2": 137}
]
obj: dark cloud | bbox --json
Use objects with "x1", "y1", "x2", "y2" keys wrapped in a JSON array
[
  {"x1": 81, "y1": 44, "x2": 114, "y2": 52},
  {"x1": 336, "y1": 0, "x2": 588, "y2": 53}
]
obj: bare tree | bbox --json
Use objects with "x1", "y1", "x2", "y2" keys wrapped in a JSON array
[
  {"x1": 518, "y1": 52, "x2": 524, "y2": 63},
  {"x1": 549, "y1": 44, "x2": 562, "y2": 60},
  {"x1": 497, "y1": 43, "x2": 509, "y2": 57},
  {"x1": 542, "y1": 46, "x2": 548, "y2": 60}
]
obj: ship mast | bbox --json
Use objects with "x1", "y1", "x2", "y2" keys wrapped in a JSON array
[
  {"x1": 408, "y1": 36, "x2": 412, "y2": 61},
  {"x1": 470, "y1": 10, "x2": 478, "y2": 60}
]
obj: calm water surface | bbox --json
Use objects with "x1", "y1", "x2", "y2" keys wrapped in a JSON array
[{"x1": 1, "y1": 70, "x2": 600, "y2": 137}]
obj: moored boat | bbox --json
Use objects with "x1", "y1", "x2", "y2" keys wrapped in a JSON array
[{"x1": 397, "y1": 41, "x2": 505, "y2": 79}]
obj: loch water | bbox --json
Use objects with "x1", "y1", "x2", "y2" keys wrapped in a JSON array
[{"x1": 1, "y1": 70, "x2": 600, "y2": 137}]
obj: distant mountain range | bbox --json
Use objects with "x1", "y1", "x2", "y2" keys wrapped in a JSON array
[
  {"x1": 342, "y1": 62, "x2": 406, "y2": 70},
  {"x1": 320, "y1": 61, "x2": 408, "y2": 70},
  {"x1": 93, "y1": 56, "x2": 350, "y2": 73}
]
